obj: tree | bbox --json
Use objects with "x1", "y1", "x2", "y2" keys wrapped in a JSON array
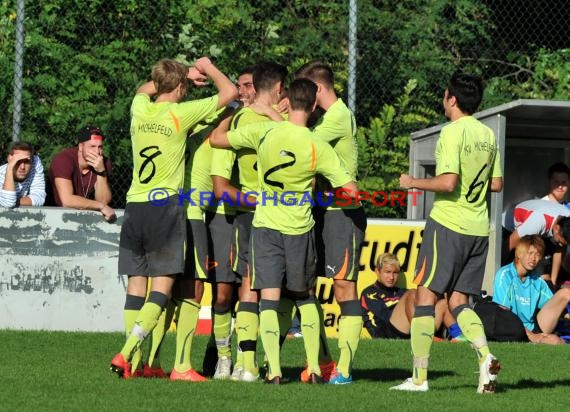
[{"x1": 357, "y1": 79, "x2": 439, "y2": 218}]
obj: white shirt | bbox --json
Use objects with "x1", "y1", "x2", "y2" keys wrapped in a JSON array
[
  {"x1": 504, "y1": 198, "x2": 570, "y2": 237},
  {"x1": 0, "y1": 155, "x2": 46, "y2": 207}
]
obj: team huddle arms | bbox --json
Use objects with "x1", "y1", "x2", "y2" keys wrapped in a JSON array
[{"x1": 106, "y1": 57, "x2": 565, "y2": 392}]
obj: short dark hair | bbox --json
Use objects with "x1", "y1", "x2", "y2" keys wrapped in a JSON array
[
  {"x1": 547, "y1": 162, "x2": 570, "y2": 180},
  {"x1": 446, "y1": 72, "x2": 484, "y2": 115},
  {"x1": 288, "y1": 78, "x2": 317, "y2": 112},
  {"x1": 238, "y1": 66, "x2": 255, "y2": 77},
  {"x1": 252, "y1": 61, "x2": 288, "y2": 93},
  {"x1": 558, "y1": 216, "x2": 570, "y2": 243},
  {"x1": 8, "y1": 141, "x2": 34, "y2": 155},
  {"x1": 294, "y1": 60, "x2": 334, "y2": 88}
]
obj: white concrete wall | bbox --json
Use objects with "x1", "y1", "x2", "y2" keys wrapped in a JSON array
[{"x1": 0, "y1": 207, "x2": 124, "y2": 331}]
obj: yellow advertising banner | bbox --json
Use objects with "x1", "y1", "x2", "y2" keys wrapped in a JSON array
[{"x1": 198, "y1": 219, "x2": 425, "y2": 337}]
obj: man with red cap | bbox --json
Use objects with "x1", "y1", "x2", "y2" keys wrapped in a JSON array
[{"x1": 49, "y1": 125, "x2": 115, "y2": 222}]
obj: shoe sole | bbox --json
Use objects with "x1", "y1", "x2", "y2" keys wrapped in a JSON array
[
  {"x1": 110, "y1": 364, "x2": 125, "y2": 378},
  {"x1": 300, "y1": 362, "x2": 336, "y2": 383},
  {"x1": 308, "y1": 374, "x2": 323, "y2": 384},
  {"x1": 480, "y1": 358, "x2": 501, "y2": 394}
]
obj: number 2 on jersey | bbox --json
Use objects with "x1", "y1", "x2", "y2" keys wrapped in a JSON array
[{"x1": 263, "y1": 150, "x2": 296, "y2": 189}]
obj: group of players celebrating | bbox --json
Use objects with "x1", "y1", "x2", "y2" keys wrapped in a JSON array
[{"x1": 110, "y1": 56, "x2": 503, "y2": 393}]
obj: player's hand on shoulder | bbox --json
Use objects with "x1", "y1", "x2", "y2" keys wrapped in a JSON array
[
  {"x1": 249, "y1": 101, "x2": 284, "y2": 122},
  {"x1": 277, "y1": 97, "x2": 289, "y2": 114}
]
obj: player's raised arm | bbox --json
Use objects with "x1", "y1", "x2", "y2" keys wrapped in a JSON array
[
  {"x1": 193, "y1": 57, "x2": 238, "y2": 109},
  {"x1": 209, "y1": 116, "x2": 232, "y2": 148}
]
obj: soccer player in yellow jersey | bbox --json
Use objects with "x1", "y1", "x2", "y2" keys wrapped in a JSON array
[
  {"x1": 392, "y1": 73, "x2": 503, "y2": 393},
  {"x1": 213, "y1": 62, "x2": 287, "y2": 382},
  {"x1": 207, "y1": 62, "x2": 288, "y2": 381},
  {"x1": 295, "y1": 61, "x2": 366, "y2": 384},
  {"x1": 201, "y1": 67, "x2": 256, "y2": 378},
  {"x1": 170, "y1": 107, "x2": 239, "y2": 382},
  {"x1": 211, "y1": 78, "x2": 358, "y2": 384},
  {"x1": 110, "y1": 57, "x2": 237, "y2": 379}
]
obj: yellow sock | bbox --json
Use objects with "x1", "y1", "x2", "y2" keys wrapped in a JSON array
[
  {"x1": 277, "y1": 297, "x2": 295, "y2": 339},
  {"x1": 236, "y1": 302, "x2": 259, "y2": 374},
  {"x1": 410, "y1": 307, "x2": 435, "y2": 385},
  {"x1": 120, "y1": 291, "x2": 168, "y2": 360},
  {"x1": 147, "y1": 299, "x2": 175, "y2": 368},
  {"x1": 123, "y1": 294, "x2": 145, "y2": 370},
  {"x1": 297, "y1": 298, "x2": 321, "y2": 375},
  {"x1": 337, "y1": 315, "x2": 362, "y2": 377},
  {"x1": 315, "y1": 301, "x2": 333, "y2": 363},
  {"x1": 337, "y1": 300, "x2": 362, "y2": 377},
  {"x1": 456, "y1": 307, "x2": 490, "y2": 363},
  {"x1": 259, "y1": 299, "x2": 281, "y2": 379},
  {"x1": 173, "y1": 298, "x2": 200, "y2": 372},
  {"x1": 213, "y1": 309, "x2": 232, "y2": 358}
]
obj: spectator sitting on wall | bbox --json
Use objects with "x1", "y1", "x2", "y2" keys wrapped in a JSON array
[
  {"x1": 0, "y1": 141, "x2": 46, "y2": 208},
  {"x1": 48, "y1": 125, "x2": 115, "y2": 222}
]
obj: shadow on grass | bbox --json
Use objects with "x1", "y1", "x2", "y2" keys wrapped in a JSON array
[
  {"x1": 278, "y1": 366, "x2": 456, "y2": 383},
  {"x1": 425, "y1": 377, "x2": 570, "y2": 393},
  {"x1": 355, "y1": 368, "x2": 455, "y2": 382},
  {"x1": 502, "y1": 378, "x2": 570, "y2": 390}
]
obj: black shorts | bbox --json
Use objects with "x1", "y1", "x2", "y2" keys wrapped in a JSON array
[
  {"x1": 378, "y1": 319, "x2": 410, "y2": 340},
  {"x1": 314, "y1": 207, "x2": 367, "y2": 281},
  {"x1": 250, "y1": 227, "x2": 317, "y2": 293},
  {"x1": 413, "y1": 217, "x2": 488, "y2": 295},
  {"x1": 119, "y1": 196, "x2": 186, "y2": 276},
  {"x1": 185, "y1": 218, "x2": 211, "y2": 281},
  {"x1": 232, "y1": 211, "x2": 253, "y2": 277},
  {"x1": 206, "y1": 211, "x2": 237, "y2": 283}
]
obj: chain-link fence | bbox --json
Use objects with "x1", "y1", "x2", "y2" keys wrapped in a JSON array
[{"x1": 2, "y1": 0, "x2": 570, "y2": 210}]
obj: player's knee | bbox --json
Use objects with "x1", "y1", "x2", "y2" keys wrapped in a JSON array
[
  {"x1": 334, "y1": 279, "x2": 357, "y2": 301},
  {"x1": 558, "y1": 287, "x2": 570, "y2": 301}
]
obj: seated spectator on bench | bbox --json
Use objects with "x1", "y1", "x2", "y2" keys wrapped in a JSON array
[
  {"x1": 493, "y1": 235, "x2": 570, "y2": 345},
  {"x1": 541, "y1": 162, "x2": 569, "y2": 205},
  {"x1": 0, "y1": 141, "x2": 46, "y2": 208},
  {"x1": 502, "y1": 198, "x2": 570, "y2": 287}
]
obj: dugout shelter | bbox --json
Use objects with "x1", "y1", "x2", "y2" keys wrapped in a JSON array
[{"x1": 407, "y1": 99, "x2": 570, "y2": 293}]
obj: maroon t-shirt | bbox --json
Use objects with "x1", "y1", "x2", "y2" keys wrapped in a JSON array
[{"x1": 49, "y1": 147, "x2": 112, "y2": 206}]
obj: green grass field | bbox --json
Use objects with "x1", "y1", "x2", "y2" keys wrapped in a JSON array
[{"x1": 1, "y1": 330, "x2": 569, "y2": 411}]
